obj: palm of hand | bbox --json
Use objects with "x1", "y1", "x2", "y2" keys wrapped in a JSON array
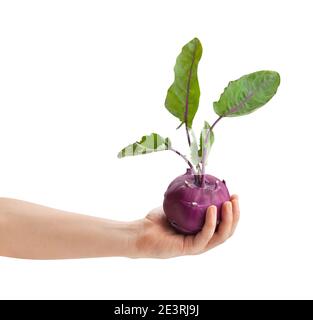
[{"x1": 136, "y1": 195, "x2": 240, "y2": 258}]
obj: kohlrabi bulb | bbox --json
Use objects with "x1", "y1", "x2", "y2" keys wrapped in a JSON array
[{"x1": 163, "y1": 169, "x2": 230, "y2": 234}]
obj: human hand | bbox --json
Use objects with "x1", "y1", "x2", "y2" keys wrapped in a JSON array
[
  {"x1": 0, "y1": 196, "x2": 239, "y2": 260},
  {"x1": 134, "y1": 195, "x2": 240, "y2": 258}
]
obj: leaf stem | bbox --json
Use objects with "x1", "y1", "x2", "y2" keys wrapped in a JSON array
[
  {"x1": 200, "y1": 115, "x2": 223, "y2": 186},
  {"x1": 210, "y1": 115, "x2": 223, "y2": 131},
  {"x1": 169, "y1": 147, "x2": 196, "y2": 175},
  {"x1": 185, "y1": 125, "x2": 191, "y2": 146}
]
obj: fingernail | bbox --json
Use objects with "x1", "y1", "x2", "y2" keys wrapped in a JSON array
[{"x1": 226, "y1": 201, "x2": 232, "y2": 210}]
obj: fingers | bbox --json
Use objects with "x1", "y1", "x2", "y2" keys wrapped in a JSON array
[
  {"x1": 216, "y1": 201, "x2": 233, "y2": 242},
  {"x1": 192, "y1": 206, "x2": 217, "y2": 252},
  {"x1": 230, "y1": 194, "x2": 238, "y2": 201},
  {"x1": 205, "y1": 200, "x2": 233, "y2": 250},
  {"x1": 230, "y1": 195, "x2": 240, "y2": 236},
  {"x1": 183, "y1": 195, "x2": 240, "y2": 255}
]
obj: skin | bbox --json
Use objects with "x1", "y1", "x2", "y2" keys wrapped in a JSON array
[{"x1": 0, "y1": 195, "x2": 239, "y2": 260}]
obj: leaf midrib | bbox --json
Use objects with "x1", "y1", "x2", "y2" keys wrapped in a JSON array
[
  {"x1": 225, "y1": 77, "x2": 271, "y2": 116},
  {"x1": 184, "y1": 44, "x2": 198, "y2": 125}
]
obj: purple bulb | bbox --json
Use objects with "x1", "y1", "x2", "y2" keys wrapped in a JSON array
[{"x1": 163, "y1": 169, "x2": 230, "y2": 234}]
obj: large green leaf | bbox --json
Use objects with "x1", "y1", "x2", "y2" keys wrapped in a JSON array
[
  {"x1": 213, "y1": 70, "x2": 280, "y2": 117},
  {"x1": 117, "y1": 133, "x2": 171, "y2": 158},
  {"x1": 199, "y1": 121, "x2": 214, "y2": 166},
  {"x1": 165, "y1": 38, "x2": 202, "y2": 128}
]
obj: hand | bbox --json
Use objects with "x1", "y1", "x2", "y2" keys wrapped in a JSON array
[
  {"x1": 0, "y1": 196, "x2": 239, "y2": 260},
  {"x1": 134, "y1": 195, "x2": 240, "y2": 258}
]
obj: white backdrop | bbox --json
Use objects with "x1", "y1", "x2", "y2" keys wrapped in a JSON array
[{"x1": 0, "y1": 0, "x2": 312, "y2": 300}]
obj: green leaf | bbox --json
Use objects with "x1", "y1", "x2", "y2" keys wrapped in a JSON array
[
  {"x1": 213, "y1": 70, "x2": 280, "y2": 117},
  {"x1": 165, "y1": 38, "x2": 202, "y2": 128},
  {"x1": 117, "y1": 133, "x2": 171, "y2": 158},
  {"x1": 198, "y1": 121, "x2": 214, "y2": 161}
]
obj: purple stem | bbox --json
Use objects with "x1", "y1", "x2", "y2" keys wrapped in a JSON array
[
  {"x1": 185, "y1": 125, "x2": 191, "y2": 146},
  {"x1": 200, "y1": 115, "x2": 223, "y2": 186},
  {"x1": 200, "y1": 91, "x2": 255, "y2": 186},
  {"x1": 169, "y1": 147, "x2": 196, "y2": 175},
  {"x1": 210, "y1": 115, "x2": 223, "y2": 132}
]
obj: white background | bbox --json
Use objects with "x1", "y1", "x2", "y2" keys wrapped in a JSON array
[{"x1": 0, "y1": 0, "x2": 312, "y2": 300}]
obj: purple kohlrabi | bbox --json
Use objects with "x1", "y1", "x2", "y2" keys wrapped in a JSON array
[
  {"x1": 163, "y1": 169, "x2": 230, "y2": 234},
  {"x1": 118, "y1": 37, "x2": 280, "y2": 234}
]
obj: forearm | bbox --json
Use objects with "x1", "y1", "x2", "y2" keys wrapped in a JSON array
[{"x1": 0, "y1": 198, "x2": 140, "y2": 259}]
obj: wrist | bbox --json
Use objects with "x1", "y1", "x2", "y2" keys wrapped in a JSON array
[
  {"x1": 106, "y1": 219, "x2": 144, "y2": 259},
  {"x1": 126, "y1": 217, "x2": 156, "y2": 259}
]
